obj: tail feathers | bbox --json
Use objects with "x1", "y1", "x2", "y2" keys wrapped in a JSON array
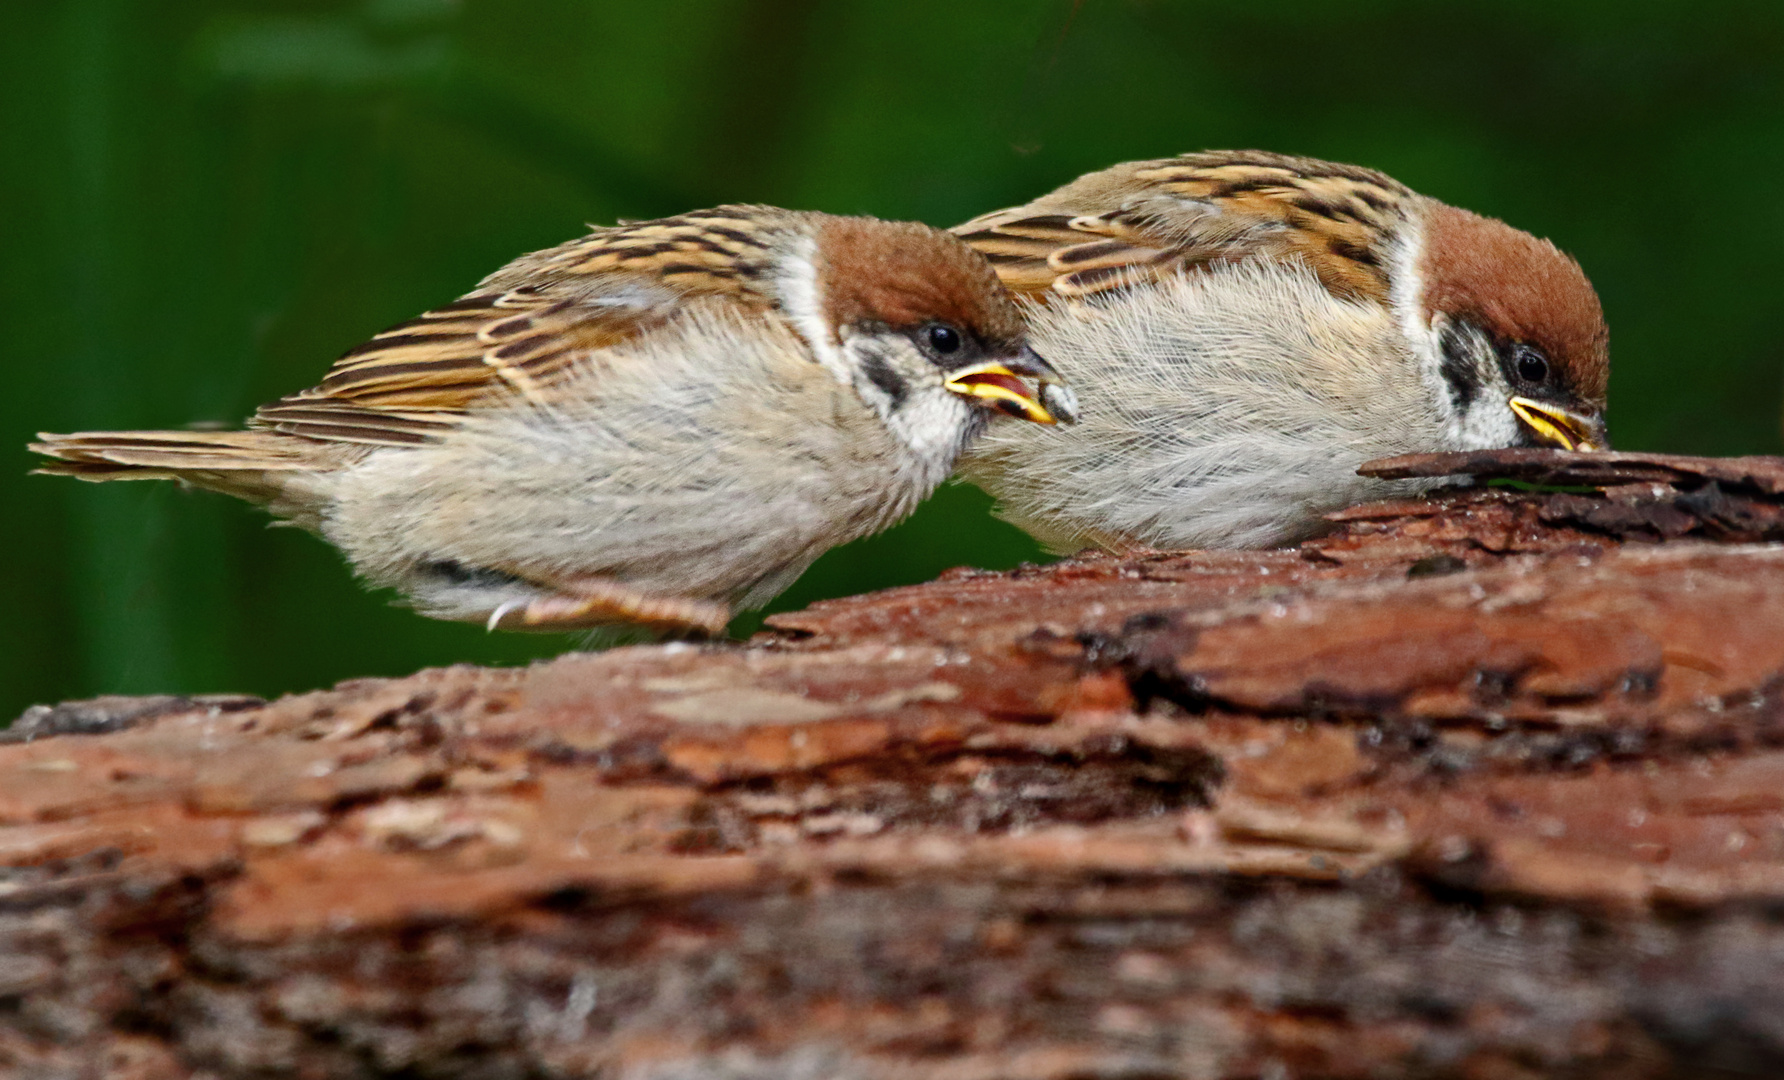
[
  {"x1": 31, "y1": 429, "x2": 328, "y2": 477},
  {"x1": 30, "y1": 429, "x2": 352, "y2": 528}
]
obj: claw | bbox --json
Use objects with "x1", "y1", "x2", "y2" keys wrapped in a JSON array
[
  {"x1": 486, "y1": 599, "x2": 526, "y2": 633},
  {"x1": 484, "y1": 578, "x2": 730, "y2": 637}
]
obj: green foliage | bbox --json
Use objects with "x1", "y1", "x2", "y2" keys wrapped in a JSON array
[{"x1": 5, "y1": 0, "x2": 1782, "y2": 718}]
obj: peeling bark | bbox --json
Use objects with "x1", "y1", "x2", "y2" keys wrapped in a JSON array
[{"x1": 6, "y1": 450, "x2": 1784, "y2": 1079}]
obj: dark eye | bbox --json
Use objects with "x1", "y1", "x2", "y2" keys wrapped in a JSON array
[
  {"x1": 923, "y1": 324, "x2": 963, "y2": 356},
  {"x1": 1514, "y1": 345, "x2": 1550, "y2": 384}
]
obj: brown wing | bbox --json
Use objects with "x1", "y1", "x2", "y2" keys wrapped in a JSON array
[
  {"x1": 253, "y1": 206, "x2": 791, "y2": 446},
  {"x1": 953, "y1": 151, "x2": 1416, "y2": 307}
]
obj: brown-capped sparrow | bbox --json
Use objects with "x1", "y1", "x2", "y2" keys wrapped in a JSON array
[
  {"x1": 951, "y1": 150, "x2": 1608, "y2": 552},
  {"x1": 34, "y1": 206, "x2": 1072, "y2": 635}
]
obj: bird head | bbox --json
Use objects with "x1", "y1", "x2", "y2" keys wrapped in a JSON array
[{"x1": 1403, "y1": 203, "x2": 1609, "y2": 452}]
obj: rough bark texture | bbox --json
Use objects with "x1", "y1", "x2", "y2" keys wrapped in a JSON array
[{"x1": 7, "y1": 449, "x2": 1784, "y2": 1079}]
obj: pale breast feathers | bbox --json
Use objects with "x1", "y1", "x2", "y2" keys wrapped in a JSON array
[{"x1": 251, "y1": 207, "x2": 794, "y2": 447}]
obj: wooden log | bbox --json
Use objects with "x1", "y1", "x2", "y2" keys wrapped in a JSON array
[{"x1": 5, "y1": 450, "x2": 1783, "y2": 1078}]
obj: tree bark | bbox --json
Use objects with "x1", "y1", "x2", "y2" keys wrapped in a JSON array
[{"x1": 5, "y1": 449, "x2": 1784, "y2": 1079}]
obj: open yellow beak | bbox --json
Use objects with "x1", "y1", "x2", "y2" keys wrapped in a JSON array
[
  {"x1": 944, "y1": 346, "x2": 1077, "y2": 425},
  {"x1": 1508, "y1": 396, "x2": 1605, "y2": 452}
]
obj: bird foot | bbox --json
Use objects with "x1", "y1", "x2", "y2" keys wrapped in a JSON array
[{"x1": 486, "y1": 579, "x2": 731, "y2": 637}]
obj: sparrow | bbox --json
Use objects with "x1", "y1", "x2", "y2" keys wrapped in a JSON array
[
  {"x1": 33, "y1": 205, "x2": 1072, "y2": 636},
  {"x1": 951, "y1": 150, "x2": 1609, "y2": 552}
]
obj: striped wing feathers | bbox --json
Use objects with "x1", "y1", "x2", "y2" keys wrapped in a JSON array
[
  {"x1": 954, "y1": 211, "x2": 1185, "y2": 299},
  {"x1": 253, "y1": 289, "x2": 656, "y2": 445},
  {"x1": 490, "y1": 207, "x2": 784, "y2": 288},
  {"x1": 255, "y1": 207, "x2": 788, "y2": 446},
  {"x1": 954, "y1": 152, "x2": 1415, "y2": 306}
]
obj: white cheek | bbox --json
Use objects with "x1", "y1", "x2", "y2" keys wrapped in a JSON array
[
  {"x1": 1393, "y1": 301, "x2": 1516, "y2": 451},
  {"x1": 835, "y1": 334, "x2": 980, "y2": 485},
  {"x1": 1386, "y1": 218, "x2": 1463, "y2": 441},
  {"x1": 774, "y1": 233, "x2": 855, "y2": 387},
  {"x1": 1454, "y1": 396, "x2": 1526, "y2": 451},
  {"x1": 882, "y1": 386, "x2": 978, "y2": 474}
]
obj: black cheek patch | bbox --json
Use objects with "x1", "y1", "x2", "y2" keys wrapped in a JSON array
[
  {"x1": 860, "y1": 352, "x2": 908, "y2": 409},
  {"x1": 421, "y1": 560, "x2": 527, "y2": 589},
  {"x1": 1438, "y1": 322, "x2": 1479, "y2": 412}
]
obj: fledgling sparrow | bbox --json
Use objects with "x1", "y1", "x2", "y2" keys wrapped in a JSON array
[
  {"x1": 34, "y1": 205, "x2": 1072, "y2": 635},
  {"x1": 951, "y1": 150, "x2": 1608, "y2": 552}
]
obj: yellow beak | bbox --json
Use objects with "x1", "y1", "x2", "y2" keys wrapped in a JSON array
[
  {"x1": 944, "y1": 346, "x2": 1077, "y2": 425},
  {"x1": 1508, "y1": 396, "x2": 1605, "y2": 451}
]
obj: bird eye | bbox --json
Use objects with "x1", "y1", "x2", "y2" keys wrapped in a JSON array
[
  {"x1": 923, "y1": 324, "x2": 963, "y2": 356},
  {"x1": 1514, "y1": 345, "x2": 1550, "y2": 384}
]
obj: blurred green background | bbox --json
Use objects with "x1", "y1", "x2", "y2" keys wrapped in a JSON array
[{"x1": 5, "y1": 0, "x2": 1783, "y2": 719}]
